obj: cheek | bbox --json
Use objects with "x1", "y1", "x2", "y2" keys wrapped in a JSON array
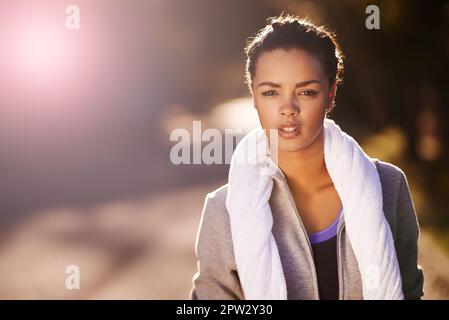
[
  {"x1": 299, "y1": 100, "x2": 327, "y2": 137},
  {"x1": 255, "y1": 100, "x2": 278, "y2": 126},
  {"x1": 257, "y1": 110, "x2": 275, "y2": 129},
  {"x1": 302, "y1": 98, "x2": 327, "y2": 121}
]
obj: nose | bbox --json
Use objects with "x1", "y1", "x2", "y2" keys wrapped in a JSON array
[{"x1": 279, "y1": 99, "x2": 300, "y2": 117}]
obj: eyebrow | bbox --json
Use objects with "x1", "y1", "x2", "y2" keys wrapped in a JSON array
[{"x1": 256, "y1": 80, "x2": 321, "y2": 89}]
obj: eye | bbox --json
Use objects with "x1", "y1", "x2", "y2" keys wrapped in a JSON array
[
  {"x1": 262, "y1": 90, "x2": 277, "y2": 97},
  {"x1": 299, "y1": 90, "x2": 318, "y2": 97}
]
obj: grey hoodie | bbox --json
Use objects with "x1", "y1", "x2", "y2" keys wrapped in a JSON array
[{"x1": 189, "y1": 158, "x2": 424, "y2": 300}]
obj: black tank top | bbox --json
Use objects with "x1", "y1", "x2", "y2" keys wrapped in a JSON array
[
  {"x1": 308, "y1": 206, "x2": 342, "y2": 300},
  {"x1": 310, "y1": 235, "x2": 339, "y2": 300}
]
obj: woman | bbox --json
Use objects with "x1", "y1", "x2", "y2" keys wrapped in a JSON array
[{"x1": 190, "y1": 14, "x2": 424, "y2": 300}]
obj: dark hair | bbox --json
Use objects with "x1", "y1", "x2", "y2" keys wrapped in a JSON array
[{"x1": 244, "y1": 13, "x2": 345, "y2": 93}]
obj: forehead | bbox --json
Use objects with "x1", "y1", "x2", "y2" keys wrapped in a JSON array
[{"x1": 254, "y1": 48, "x2": 326, "y2": 84}]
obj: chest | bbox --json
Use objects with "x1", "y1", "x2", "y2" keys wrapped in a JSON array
[
  {"x1": 269, "y1": 179, "x2": 364, "y2": 300},
  {"x1": 290, "y1": 184, "x2": 342, "y2": 235}
]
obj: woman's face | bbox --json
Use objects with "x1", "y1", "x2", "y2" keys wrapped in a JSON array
[{"x1": 252, "y1": 48, "x2": 336, "y2": 153}]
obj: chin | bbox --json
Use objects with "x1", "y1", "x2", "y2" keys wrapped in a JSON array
[{"x1": 277, "y1": 138, "x2": 310, "y2": 153}]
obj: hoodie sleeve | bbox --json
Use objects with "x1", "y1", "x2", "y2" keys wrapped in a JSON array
[
  {"x1": 189, "y1": 192, "x2": 245, "y2": 300},
  {"x1": 395, "y1": 171, "x2": 425, "y2": 300}
]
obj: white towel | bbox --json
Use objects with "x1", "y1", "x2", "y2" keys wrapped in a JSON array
[{"x1": 225, "y1": 118, "x2": 404, "y2": 300}]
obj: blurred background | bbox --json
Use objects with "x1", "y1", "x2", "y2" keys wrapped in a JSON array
[{"x1": 0, "y1": 0, "x2": 448, "y2": 299}]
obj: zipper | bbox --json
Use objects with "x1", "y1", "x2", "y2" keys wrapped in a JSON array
[
  {"x1": 336, "y1": 214, "x2": 345, "y2": 300},
  {"x1": 276, "y1": 177, "x2": 320, "y2": 300}
]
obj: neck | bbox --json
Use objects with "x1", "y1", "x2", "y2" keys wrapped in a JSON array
[{"x1": 277, "y1": 128, "x2": 332, "y2": 195}]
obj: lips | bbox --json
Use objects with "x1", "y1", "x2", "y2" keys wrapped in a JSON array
[{"x1": 278, "y1": 123, "x2": 301, "y2": 138}]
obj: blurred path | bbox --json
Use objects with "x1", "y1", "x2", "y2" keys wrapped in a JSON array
[
  {"x1": 419, "y1": 229, "x2": 449, "y2": 299},
  {"x1": 0, "y1": 181, "x2": 447, "y2": 299},
  {"x1": 0, "y1": 181, "x2": 217, "y2": 299}
]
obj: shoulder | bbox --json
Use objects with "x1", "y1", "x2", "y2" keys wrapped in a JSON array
[
  {"x1": 374, "y1": 158, "x2": 406, "y2": 180},
  {"x1": 199, "y1": 183, "x2": 231, "y2": 232},
  {"x1": 202, "y1": 184, "x2": 229, "y2": 225},
  {"x1": 196, "y1": 183, "x2": 235, "y2": 267},
  {"x1": 373, "y1": 158, "x2": 407, "y2": 196},
  {"x1": 372, "y1": 158, "x2": 416, "y2": 236},
  {"x1": 201, "y1": 183, "x2": 231, "y2": 236},
  {"x1": 205, "y1": 183, "x2": 229, "y2": 207}
]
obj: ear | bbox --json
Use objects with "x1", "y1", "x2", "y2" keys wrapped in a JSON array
[{"x1": 327, "y1": 82, "x2": 337, "y2": 111}]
